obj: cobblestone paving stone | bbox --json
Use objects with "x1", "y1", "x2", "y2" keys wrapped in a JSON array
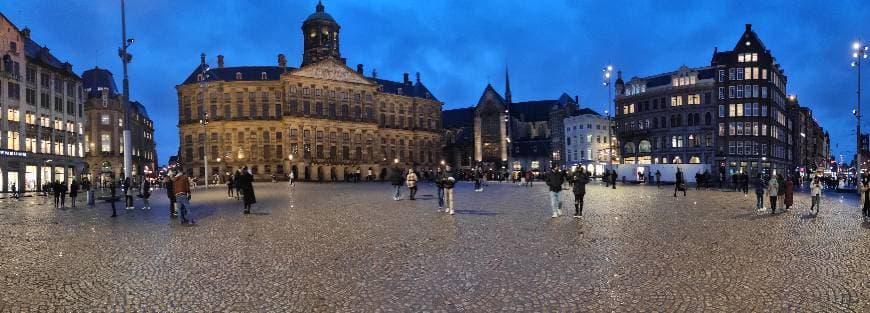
[{"x1": 2, "y1": 180, "x2": 870, "y2": 312}]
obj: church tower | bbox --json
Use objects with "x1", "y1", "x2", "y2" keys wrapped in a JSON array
[{"x1": 301, "y1": 1, "x2": 342, "y2": 66}]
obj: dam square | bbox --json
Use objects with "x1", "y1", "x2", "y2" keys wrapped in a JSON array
[{"x1": 0, "y1": 1, "x2": 869, "y2": 311}]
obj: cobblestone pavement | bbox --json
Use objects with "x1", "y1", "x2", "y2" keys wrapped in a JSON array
[{"x1": 2, "y1": 180, "x2": 870, "y2": 312}]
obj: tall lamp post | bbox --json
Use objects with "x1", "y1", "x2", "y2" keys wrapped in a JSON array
[
  {"x1": 602, "y1": 64, "x2": 613, "y2": 171},
  {"x1": 119, "y1": 0, "x2": 134, "y2": 181},
  {"x1": 852, "y1": 41, "x2": 868, "y2": 181},
  {"x1": 199, "y1": 59, "x2": 211, "y2": 188}
]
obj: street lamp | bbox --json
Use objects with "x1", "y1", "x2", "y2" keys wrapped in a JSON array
[
  {"x1": 200, "y1": 112, "x2": 209, "y2": 188},
  {"x1": 602, "y1": 64, "x2": 614, "y2": 172},
  {"x1": 852, "y1": 40, "x2": 869, "y2": 181},
  {"x1": 119, "y1": 0, "x2": 135, "y2": 182}
]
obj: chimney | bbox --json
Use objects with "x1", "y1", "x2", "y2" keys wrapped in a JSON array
[
  {"x1": 21, "y1": 27, "x2": 30, "y2": 38},
  {"x1": 416, "y1": 72, "x2": 420, "y2": 83},
  {"x1": 356, "y1": 63, "x2": 363, "y2": 74},
  {"x1": 403, "y1": 72, "x2": 410, "y2": 84},
  {"x1": 278, "y1": 54, "x2": 287, "y2": 68},
  {"x1": 217, "y1": 55, "x2": 224, "y2": 68},
  {"x1": 616, "y1": 70, "x2": 622, "y2": 80},
  {"x1": 200, "y1": 53, "x2": 206, "y2": 65},
  {"x1": 745, "y1": 24, "x2": 751, "y2": 31},
  {"x1": 371, "y1": 68, "x2": 378, "y2": 79}
]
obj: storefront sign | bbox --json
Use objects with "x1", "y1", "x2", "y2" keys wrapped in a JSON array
[{"x1": 0, "y1": 150, "x2": 27, "y2": 157}]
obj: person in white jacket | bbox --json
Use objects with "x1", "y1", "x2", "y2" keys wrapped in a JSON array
[
  {"x1": 406, "y1": 169, "x2": 418, "y2": 200},
  {"x1": 767, "y1": 175, "x2": 779, "y2": 215},
  {"x1": 809, "y1": 174, "x2": 822, "y2": 216}
]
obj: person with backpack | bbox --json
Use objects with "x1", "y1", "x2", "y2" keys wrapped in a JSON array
[{"x1": 571, "y1": 167, "x2": 590, "y2": 218}]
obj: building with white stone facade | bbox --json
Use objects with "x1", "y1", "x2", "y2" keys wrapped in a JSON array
[{"x1": 563, "y1": 109, "x2": 612, "y2": 176}]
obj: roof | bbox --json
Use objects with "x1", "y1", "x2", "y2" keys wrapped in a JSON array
[
  {"x1": 181, "y1": 65, "x2": 294, "y2": 85},
  {"x1": 130, "y1": 101, "x2": 150, "y2": 119},
  {"x1": 511, "y1": 100, "x2": 555, "y2": 122},
  {"x1": 180, "y1": 63, "x2": 439, "y2": 101},
  {"x1": 369, "y1": 77, "x2": 439, "y2": 101},
  {"x1": 575, "y1": 108, "x2": 601, "y2": 116},
  {"x1": 442, "y1": 107, "x2": 474, "y2": 129},
  {"x1": 82, "y1": 67, "x2": 119, "y2": 97},
  {"x1": 23, "y1": 34, "x2": 79, "y2": 78},
  {"x1": 629, "y1": 66, "x2": 718, "y2": 89},
  {"x1": 304, "y1": 1, "x2": 338, "y2": 24}
]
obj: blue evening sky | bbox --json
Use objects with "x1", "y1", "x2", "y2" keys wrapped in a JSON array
[{"x1": 2, "y1": 0, "x2": 869, "y2": 164}]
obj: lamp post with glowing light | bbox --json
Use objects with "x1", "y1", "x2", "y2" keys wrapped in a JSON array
[
  {"x1": 852, "y1": 41, "x2": 869, "y2": 179},
  {"x1": 603, "y1": 64, "x2": 614, "y2": 172},
  {"x1": 119, "y1": 0, "x2": 135, "y2": 181}
]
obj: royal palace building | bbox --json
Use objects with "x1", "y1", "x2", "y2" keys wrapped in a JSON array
[
  {"x1": 82, "y1": 67, "x2": 157, "y2": 185},
  {"x1": 0, "y1": 14, "x2": 86, "y2": 194},
  {"x1": 176, "y1": 2, "x2": 442, "y2": 181}
]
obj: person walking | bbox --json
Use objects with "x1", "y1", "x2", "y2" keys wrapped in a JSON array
[
  {"x1": 10, "y1": 183, "x2": 17, "y2": 200},
  {"x1": 695, "y1": 171, "x2": 702, "y2": 191},
  {"x1": 390, "y1": 167, "x2": 404, "y2": 201},
  {"x1": 571, "y1": 167, "x2": 590, "y2": 218},
  {"x1": 53, "y1": 180, "x2": 62, "y2": 208},
  {"x1": 525, "y1": 171, "x2": 534, "y2": 188},
  {"x1": 59, "y1": 180, "x2": 68, "y2": 208},
  {"x1": 69, "y1": 179, "x2": 79, "y2": 208},
  {"x1": 288, "y1": 171, "x2": 295, "y2": 187},
  {"x1": 164, "y1": 172, "x2": 177, "y2": 217},
  {"x1": 809, "y1": 174, "x2": 822, "y2": 216},
  {"x1": 674, "y1": 168, "x2": 686, "y2": 197},
  {"x1": 784, "y1": 176, "x2": 794, "y2": 211},
  {"x1": 754, "y1": 174, "x2": 766, "y2": 211},
  {"x1": 610, "y1": 169, "x2": 617, "y2": 189},
  {"x1": 109, "y1": 180, "x2": 118, "y2": 218},
  {"x1": 123, "y1": 177, "x2": 134, "y2": 210},
  {"x1": 139, "y1": 177, "x2": 151, "y2": 210},
  {"x1": 406, "y1": 169, "x2": 418, "y2": 200},
  {"x1": 435, "y1": 167, "x2": 445, "y2": 211},
  {"x1": 655, "y1": 170, "x2": 662, "y2": 189},
  {"x1": 545, "y1": 167, "x2": 565, "y2": 218},
  {"x1": 776, "y1": 174, "x2": 785, "y2": 210},
  {"x1": 234, "y1": 170, "x2": 243, "y2": 200},
  {"x1": 173, "y1": 169, "x2": 194, "y2": 225},
  {"x1": 861, "y1": 175, "x2": 870, "y2": 220},
  {"x1": 240, "y1": 166, "x2": 256, "y2": 214},
  {"x1": 443, "y1": 165, "x2": 456, "y2": 215},
  {"x1": 767, "y1": 174, "x2": 779, "y2": 215},
  {"x1": 226, "y1": 173, "x2": 235, "y2": 198}
]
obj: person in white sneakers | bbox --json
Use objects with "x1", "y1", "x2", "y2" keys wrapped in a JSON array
[
  {"x1": 442, "y1": 165, "x2": 456, "y2": 215},
  {"x1": 545, "y1": 167, "x2": 565, "y2": 218}
]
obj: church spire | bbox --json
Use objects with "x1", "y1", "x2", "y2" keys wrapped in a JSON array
[{"x1": 504, "y1": 65, "x2": 512, "y2": 104}]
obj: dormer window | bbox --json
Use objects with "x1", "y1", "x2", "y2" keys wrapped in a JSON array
[
  {"x1": 260, "y1": 72, "x2": 267, "y2": 80},
  {"x1": 235, "y1": 72, "x2": 242, "y2": 80},
  {"x1": 397, "y1": 88, "x2": 402, "y2": 95},
  {"x1": 197, "y1": 74, "x2": 204, "y2": 82}
]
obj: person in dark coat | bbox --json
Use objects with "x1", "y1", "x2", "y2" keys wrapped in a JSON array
[
  {"x1": 140, "y1": 178, "x2": 151, "y2": 210},
  {"x1": 109, "y1": 181, "x2": 118, "y2": 217},
  {"x1": 674, "y1": 168, "x2": 686, "y2": 197},
  {"x1": 226, "y1": 173, "x2": 235, "y2": 198},
  {"x1": 69, "y1": 179, "x2": 80, "y2": 208},
  {"x1": 52, "y1": 180, "x2": 62, "y2": 208},
  {"x1": 571, "y1": 167, "x2": 590, "y2": 217},
  {"x1": 545, "y1": 167, "x2": 565, "y2": 218},
  {"x1": 390, "y1": 167, "x2": 404, "y2": 200},
  {"x1": 754, "y1": 174, "x2": 766, "y2": 211},
  {"x1": 59, "y1": 180, "x2": 68, "y2": 207},
  {"x1": 240, "y1": 166, "x2": 256, "y2": 214},
  {"x1": 122, "y1": 177, "x2": 133, "y2": 210},
  {"x1": 234, "y1": 170, "x2": 243, "y2": 200},
  {"x1": 163, "y1": 173, "x2": 177, "y2": 217},
  {"x1": 655, "y1": 170, "x2": 662, "y2": 188}
]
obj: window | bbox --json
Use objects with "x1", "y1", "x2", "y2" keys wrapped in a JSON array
[
  {"x1": 761, "y1": 105, "x2": 768, "y2": 117},
  {"x1": 718, "y1": 70, "x2": 725, "y2": 82},
  {"x1": 100, "y1": 133, "x2": 111, "y2": 152},
  {"x1": 753, "y1": 122, "x2": 759, "y2": 136},
  {"x1": 718, "y1": 87, "x2": 725, "y2": 100},
  {"x1": 235, "y1": 72, "x2": 242, "y2": 80},
  {"x1": 261, "y1": 72, "x2": 267, "y2": 80},
  {"x1": 729, "y1": 68, "x2": 736, "y2": 80},
  {"x1": 687, "y1": 94, "x2": 700, "y2": 105},
  {"x1": 736, "y1": 85, "x2": 744, "y2": 98},
  {"x1": 736, "y1": 68, "x2": 744, "y2": 80},
  {"x1": 728, "y1": 86, "x2": 735, "y2": 98},
  {"x1": 719, "y1": 123, "x2": 725, "y2": 136},
  {"x1": 761, "y1": 87, "x2": 768, "y2": 99},
  {"x1": 670, "y1": 96, "x2": 682, "y2": 106}
]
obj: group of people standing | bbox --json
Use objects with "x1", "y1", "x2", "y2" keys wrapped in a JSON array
[{"x1": 225, "y1": 167, "x2": 257, "y2": 214}]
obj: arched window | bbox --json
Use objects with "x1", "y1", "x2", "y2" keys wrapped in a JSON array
[
  {"x1": 624, "y1": 142, "x2": 636, "y2": 155},
  {"x1": 261, "y1": 72, "x2": 267, "y2": 80},
  {"x1": 235, "y1": 72, "x2": 242, "y2": 80},
  {"x1": 705, "y1": 112, "x2": 712, "y2": 125},
  {"x1": 638, "y1": 140, "x2": 651, "y2": 153},
  {"x1": 676, "y1": 114, "x2": 683, "y2": 127}
]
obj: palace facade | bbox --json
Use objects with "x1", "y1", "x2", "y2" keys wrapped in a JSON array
[{"x1": 176, "y1": 2, "x2": 442, "y2": 181}]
